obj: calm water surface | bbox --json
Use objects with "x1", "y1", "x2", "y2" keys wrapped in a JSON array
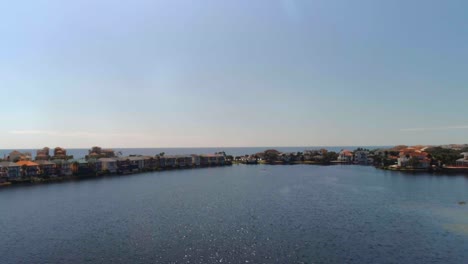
[{"x1": 1, "y1": 165, "x2": 467, "y2": 263}]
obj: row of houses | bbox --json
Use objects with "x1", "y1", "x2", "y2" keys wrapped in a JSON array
[
  {"x1": 5, "y1": 147, "x2": 72, "y2": 162},
  {"x1": 0, "y1": 147, "x2": 227, "y2": 182},
  {"x1": 92, "y1": 154, "x2": 226, "y2": 174},
  {"x1": 337, "y1": 149, "x2": 374, "y2": 165}
]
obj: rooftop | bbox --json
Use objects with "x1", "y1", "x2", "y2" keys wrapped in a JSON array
[
  {"x1": 16, "y1": 161, "x2": 39, "y2": 166},
  {"x1": 0, "y1": 161, "x2": 20, "y2": 167}
]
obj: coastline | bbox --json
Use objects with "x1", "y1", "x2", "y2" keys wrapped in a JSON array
[
  {"x1": 2, "y1": 145, "x2": 468, "y2": 189},
  {"x1": 1, "y1": 163, "x2": 233, "y2": 189}
]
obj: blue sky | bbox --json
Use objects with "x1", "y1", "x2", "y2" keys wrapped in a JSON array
[{"x1": 1, "y1": 0, "x2": 467, "y2": 148}]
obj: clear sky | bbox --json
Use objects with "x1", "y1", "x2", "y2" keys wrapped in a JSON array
[{"x1": 1, "y1": 0, "x2": 467, "y2": 148}]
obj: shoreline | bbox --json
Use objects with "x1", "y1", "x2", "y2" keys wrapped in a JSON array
[
  {"x1": 3, "y1": 145, "x2": 468, "y2": 189},
  {"x1": 1, "y1": 163, "x2": 232, "y2": 189},
  {"x1": 3, "y1": 162, "x2": 468, "y2": 190}
]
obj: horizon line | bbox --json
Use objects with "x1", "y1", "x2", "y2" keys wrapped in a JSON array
[{"x1": 1, "y1": 144, "x2": 467, "y2": 150}]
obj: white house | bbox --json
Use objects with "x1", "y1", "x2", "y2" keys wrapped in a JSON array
[
  {"x1": 397, "y1": 149, "x2": 430, "y2": 169},
  {"x1": 456, "y1": 152, "x2": 468, "y2": 167},
  {"x1": 337, "y1": 150, "x2": 353, "y2": 163}
]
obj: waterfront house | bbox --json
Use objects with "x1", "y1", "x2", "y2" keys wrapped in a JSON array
[
  {"x1": 199, "y1": 155, "x2": 209, "y2": 166},
  {"x1": 174, "y1": 155, "x2": 193, "y2": 167},
  {"x1": 199, "y1": 154, "x2": 225, "y2": 166},
  {"x1": 175, "y1": 156, "x2": 186, "y2": 167},
  {"x1": 52, "y1": 147, "x2": 70, "y2": 160},
  {"x1": 192, "y1": 155, "x2": 201, "y2": 166},
  {"x1": 116, "y1": 157, "x2": 131, "y2": 173},
  {"x1": 158, "y1": 156, "x2": 166, "y2": 168},
  {"x1": 397, "y1": 148, "x2": 430, "y2": 169},
  {"x1": 456, "y1": 152, "x2": 468, "y2": 167},
  {"x1": 142, "y1": 156, "x2": 157, "y2": 170},
  {"x1": 198, "y1": 154, "x2": 225, "y2": 166},
  {"x1": 8, "y1": 150, "x2": 32, "y2": 162},
  {"x1": 208, "y1": 154, "x2": 218, "y2": 166},
  {"x1": 164, "y1": 156, "x2": 177, "y2": 168},
  {"x1": 337, "y1": 150, "x2": 353, "y2": 163},
  {"x1": 35, "y1": 160, "x2": 56, "y2": 177},
  {"x1": 71, "y1": 159, "x2": 93, "y2": 175},
  {"x1": 127, "y1": 156, "x2": 145, "y2": 171},
  {"x1": 36, "y1": 147, "x2": 51, "y2": 161},
  {"x1": 16, "y1": 161, "x2": 40, "y2": 177},
  {"x1": 0, "y1": 161, "x2": 21, "y2": 180},
  {"x1": 88, "y1": 158, "x2": 103, "y2": 173},
  {"x1": 51, "y1": 159, "x2": 73, "y2": 176},
  {"x1": 87, "y1": 146, "x2": 116, "y2": 159},
  {"x1": 99, "y1": 158, "x2": 118, "y2": 173},
  {"x1": 354, "y1": 150, "x2": 370, "y2": 165}
]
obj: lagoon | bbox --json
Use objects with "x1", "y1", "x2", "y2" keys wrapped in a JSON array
[{"x1": 0, "y1": 165, "x2": 467, "y2": 263}]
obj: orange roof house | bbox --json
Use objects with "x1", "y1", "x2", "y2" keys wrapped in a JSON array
[{"x1": 16, "y1": 161, "x2": 39, "y2": 167}]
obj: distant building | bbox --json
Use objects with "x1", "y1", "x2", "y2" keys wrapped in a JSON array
[
  {"x1": 354, "y1": 150, "x2": 370, "y2": 164},
  {"x1": 192, "y1": 155, "x2": 201, "y2": 166},
  {"x1": 36, "y1": 147, "x2": 51, "y2": 161},
  {"x1": 116, "y1": 157, "x2": 132, "y2": 173},
  {"x1": 52, "y1": 147, "x2": 69, "y2": 160},
  {"x1": 51, "y1": 159, "x2": 73, "y2": 176},
  {"x1": 158, "y1": 156, "x2": 166, "y2": 168},
  {"x1": 35, "y1": 160, "x2": 56, "y2": 176},
  {"x1": 199, "y1": 154, "x2": 225, "y2": 166},
  {"x1": 142, "y1": 156, "x2": 157, "y2": 170},
  {"x1": 87, "y1": 146, "x2": 116, "y2": 159},
  {"x1": 0, "y1": 161, "x2": 21, "y2": 179},
  {"x1": 99, "y1": 158, "x2": 118, "y2": 173},
  {"x1": 16, "y1": 161, "x2": 40, "y2": 177},
  {"x1": 164, "y1": 156, "x2": 177, "y2": 168},
  {"x1": 397, "y1": 148, "x2": 430, "y2": 169},
  {"x1": 123, "y1": 156, "x2": 145, "y2": 171},
  {"x1": 337, "y1": 150, "x2": 353, "y2": 163},
  {"x1": 456, "y1": 152, "x2": 468, "y2": 167},
  {"x1": 87, "y1": 158, "x2": 103, "y2": 173},
  {"x1": 8, "y1": 150, "x2": 32, "y2": 162}
]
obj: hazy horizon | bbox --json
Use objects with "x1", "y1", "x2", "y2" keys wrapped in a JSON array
[
  {"x1": 1, "y1": 144, "x2": 465, "y2": 151},
  {"x1": 2, "y1": 0, "x2": 467, "y2": 148}
]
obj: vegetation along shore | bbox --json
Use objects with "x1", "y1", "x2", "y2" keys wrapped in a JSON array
[{"x1": 1, "y1": 144, "x2": 468, "y2": 188}]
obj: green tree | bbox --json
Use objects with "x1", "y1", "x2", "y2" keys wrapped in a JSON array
[
  {"x1": 264, "y1": 149, "x2": 280, "y2": 163},
  {"x1": 426, "y1": 147, "x2": 462, "y2": 166},
  {"x1": 322, "y1": 151, "x2": 338, "y2": 164},
  {"x1": 408, "y1": 157, "x2": 421, "y2": 168}
]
